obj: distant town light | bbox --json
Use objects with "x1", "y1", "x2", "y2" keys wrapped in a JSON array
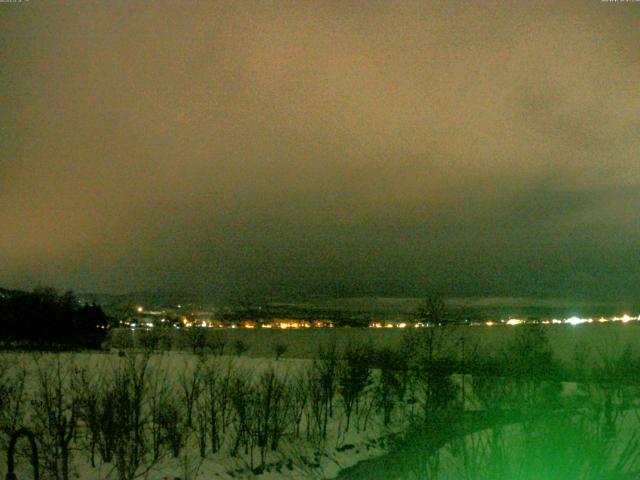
[{"x1": 565, "y1": 316, "x2": 587, "y2": 326}]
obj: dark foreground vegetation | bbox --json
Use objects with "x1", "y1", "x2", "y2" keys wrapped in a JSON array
[
  {"x1": 0, "y1": 323, "x2": 640, "y2": 479},
  {"x1": 340, "y1": 325, "x2": 640, "y2": 479},
  {"x1": 0, "y1": 288, "x2": 109, "y2": 350}
]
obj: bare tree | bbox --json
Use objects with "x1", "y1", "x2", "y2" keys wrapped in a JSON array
[
  {"x1": 273, "y1": 342, "x2": 288, "y2": 361},
  {"x1": 232, "y1": 339, "x2": 250, "y2": 357},
  {"x1": 209, "y1": 331, "x2": 228, "y2": 356},
  {"x1": 0, "y1": 356, "x2": 28, "y2": 441},
  {"x1": 338, "y1": 343, "x2": 371, "y2": 432},
  {"x1": 181, "y1": 328, "x2": 209, "y2": 354},
  {"x1": 178, "y1": 359, "x2": 204, "y2": 430},
  {"x1": 289, "y1": 370, "x2": 308, "y2": 437},
  {"x1": 405, "y1": 293, "x2": 452, "y2": 362},
  {"x1": 32, "y1": 356, "x2": 79, "y2": 480},
  {"x1": 373, "y1": 347, "x2": 406, "y2": 426},
  {"x1": 253, "y1": 367, "x2": 290, "y2": 471},
  {"x1": 108, "y1": 354, "x2": 158, "y2": 480}
]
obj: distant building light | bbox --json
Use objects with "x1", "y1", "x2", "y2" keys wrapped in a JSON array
[{"x1": 565, "y1": 316, "x2": 587, "y2": 326}]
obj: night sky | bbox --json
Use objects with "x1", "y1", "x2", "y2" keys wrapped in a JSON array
[{"x1": 1, "y1": 1, "x2": 639, "y2": 301}]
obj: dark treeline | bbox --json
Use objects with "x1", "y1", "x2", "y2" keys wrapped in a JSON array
[{"x1": 0, "y1": 287, "x2": 109, "y2": 349}]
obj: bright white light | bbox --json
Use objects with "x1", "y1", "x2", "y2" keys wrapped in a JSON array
[
  {"x1": 506, "y1": 319, "x2": 522, "y2": 326},
  {"x1": 622, "y1": 314, "x2": 633, "y2": 323},
  {"x1": 485, "y1": 321, "x2": 494, "y2": 327},
  {"x1": 565, "y1": 316, "x2": 587, "y2": 325},
  {"x1": 136, "y1": 306, "x2": 143, "y2": 313}
]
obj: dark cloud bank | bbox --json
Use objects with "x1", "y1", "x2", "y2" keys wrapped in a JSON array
[{"x1": 1, "y1": 1, "x2": 639, "y2": 302}]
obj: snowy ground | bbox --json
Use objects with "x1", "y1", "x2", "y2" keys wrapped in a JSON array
[
  {"x1": 111, "y1": 322, "x2": 640, "y2": 365},
  {"x1": 4, "y1": 321, "x2": 640, "y2": 479}
]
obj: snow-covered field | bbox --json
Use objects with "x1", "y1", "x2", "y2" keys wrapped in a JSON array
[
  {"x1": 4, "y1": 323, "x2": 640, "y2": 479},
  {"x1": 112, "y1": 322, "x2": 640, "y2": 365}
]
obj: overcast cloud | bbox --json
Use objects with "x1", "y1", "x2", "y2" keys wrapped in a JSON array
[{"x1": 1, "y1": 1, "x2": 639, "y2": 300}]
